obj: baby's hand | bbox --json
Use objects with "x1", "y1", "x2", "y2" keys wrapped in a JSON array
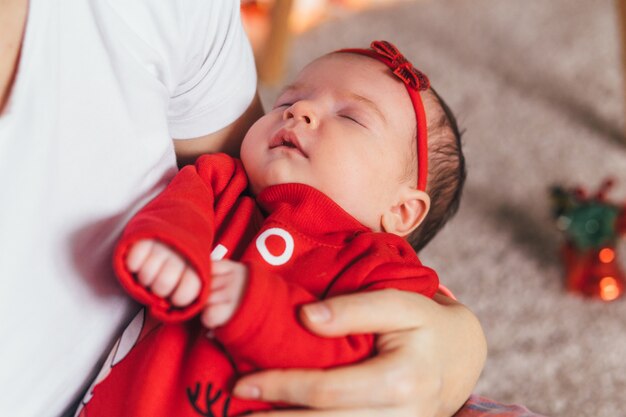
[
  {"x1": 126, "y1": 239, "x2": 201, "y2": 307},
  {"x1": 201, "y1": 259, "x2": 248, "y2": 328}
]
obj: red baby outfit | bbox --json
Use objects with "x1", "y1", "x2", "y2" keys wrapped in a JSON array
[{"x1": 78, "y1": 153, "x2": 438, "y2": 417}]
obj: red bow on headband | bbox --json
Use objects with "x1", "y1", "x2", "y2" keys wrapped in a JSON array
[{"x1": 370, "y1": 41, "x2": 430, "y2": 91}]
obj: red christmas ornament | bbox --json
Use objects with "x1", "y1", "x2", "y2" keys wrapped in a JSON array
[{"x1": 550, "y1": 179, "x2": 626, "y2": 301}]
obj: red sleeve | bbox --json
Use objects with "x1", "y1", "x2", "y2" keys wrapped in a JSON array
[
  {"x1": 214, "y1": 257, "x2": 437, "y2": 371},
  {"x1": 359, "y1": 262, "x2": 439, "y2": 298},
  {"x1": 113, "y1": 153, "x2": 249, "y2": 323},
  {"x1": 213, "y1": 263, "x2": 375, "y2": 371},
  {"x1": 342, "y1": 234, "x2": 439, "y2": 298}
]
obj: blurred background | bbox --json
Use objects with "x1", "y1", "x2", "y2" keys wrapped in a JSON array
[{"x1": 243, "y1": 1, "x2": 626, "y2": 416}]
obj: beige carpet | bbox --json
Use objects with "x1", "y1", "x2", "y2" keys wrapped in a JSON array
[{"x1": 260, "y1": 1, "x2": 626, "y2": 416}]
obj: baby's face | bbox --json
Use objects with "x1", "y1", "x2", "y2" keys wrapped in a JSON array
[{"x1": 240, "y1": 53, "x2": 417, "y2": 231}]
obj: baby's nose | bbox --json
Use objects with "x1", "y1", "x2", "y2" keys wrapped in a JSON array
[{"x1": 283, "y1": 101, "x2": 318, "y2": 128}]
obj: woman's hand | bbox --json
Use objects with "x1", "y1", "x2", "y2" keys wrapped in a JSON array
[{"x1": 232, "y1": 289, "x2": 487, "y2": 417}]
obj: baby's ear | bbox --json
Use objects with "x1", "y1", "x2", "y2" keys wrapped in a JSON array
[{"x1": 380, "y1": 188, "x2": 430, "y2": 236}]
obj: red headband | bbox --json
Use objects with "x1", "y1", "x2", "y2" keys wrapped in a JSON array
[{"x1": 337, "y1": 41, "x2": 430, "y2": 191}]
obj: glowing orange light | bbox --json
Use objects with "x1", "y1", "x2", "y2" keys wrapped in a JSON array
[
  {"x1": 598, "y1": 248, "x2": 615, "y2": 264},
  {"x1": 599, "y1": 276, "x2": 621, "y2": 301}
]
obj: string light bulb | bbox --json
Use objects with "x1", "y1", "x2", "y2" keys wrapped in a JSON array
[
  {"x1": 599, "y1": 248, "x2": 615, "y2": 264},
  {"x1": 599, "y1": 276, "x2": 621, "y2": 301}
]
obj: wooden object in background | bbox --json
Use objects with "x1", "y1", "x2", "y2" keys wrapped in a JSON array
[
  {"x1": 257, "y1": 0, "x2": 294, "y2": 85},
  {"x1": 617, "y1": 0, "x2": 626, "y2": 141}
]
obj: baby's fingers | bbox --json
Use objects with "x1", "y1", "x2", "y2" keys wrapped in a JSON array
[
  {"x1": 135, "y1": 242, "x2": 172, "y2": 287},
  {"x1": 201, "y1": 302, "x2": 236, "y2": 328},
  {"x1": 211, "y1": 258, "x2": 242, "y2": 276},
  {"x1": 170, "y1": 267, "x2": 201, "y2": 307},
  {"x1": 126, "y1": 240, "x2": 155, "y2": 272},
  {"x1": 151, "y1": 254, "x2": 186, "y2": 297}
]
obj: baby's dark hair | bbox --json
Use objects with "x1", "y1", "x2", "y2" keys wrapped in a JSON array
[{"x1": 406, "y1": 88, "x2": 466, "y2": 252}]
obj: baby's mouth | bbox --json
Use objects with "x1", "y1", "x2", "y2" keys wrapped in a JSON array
[
  {"x1": 269, "y1": 129, "x2": 308, "y2": 157},
  {"x1": 278, "y1": 140, "x2": 297, "y2": 149}
]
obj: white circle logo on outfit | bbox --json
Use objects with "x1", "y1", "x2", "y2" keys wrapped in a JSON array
[{"x1": 256, "y1": 227, "x2": 294, "y2": 266}]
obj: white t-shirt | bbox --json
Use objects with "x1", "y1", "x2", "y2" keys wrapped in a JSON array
[{"x1": 0, "y1": 1, "x2": 257, "y2": 416}]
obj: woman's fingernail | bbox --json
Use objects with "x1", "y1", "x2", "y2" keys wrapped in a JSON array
[
  {"x1": 234, "y1": 384, "x2": 261, "y2": 399},
  {"x1": 302, "y1": 303, "x2": 332, "y2": 323}
]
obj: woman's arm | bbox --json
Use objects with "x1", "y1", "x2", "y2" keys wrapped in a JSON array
[
  {"x1": 232, "y1": 289, "x2": 487, "y2": 417},
  {"x1": 173, "y1": 94, "x2": 264, "y2": 166},
  {"x1": 0, "y1": 0, "x2": 28, "y2": 115}
]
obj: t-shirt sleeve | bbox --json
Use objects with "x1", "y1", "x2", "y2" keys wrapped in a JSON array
[{"x1": 167, "y1": 0, "x2": 257, "y2": 139}]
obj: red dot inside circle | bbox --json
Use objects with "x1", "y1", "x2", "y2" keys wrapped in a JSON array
[{"x1": 265, "y1": 234, "x2": 287, "y2": 257}]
